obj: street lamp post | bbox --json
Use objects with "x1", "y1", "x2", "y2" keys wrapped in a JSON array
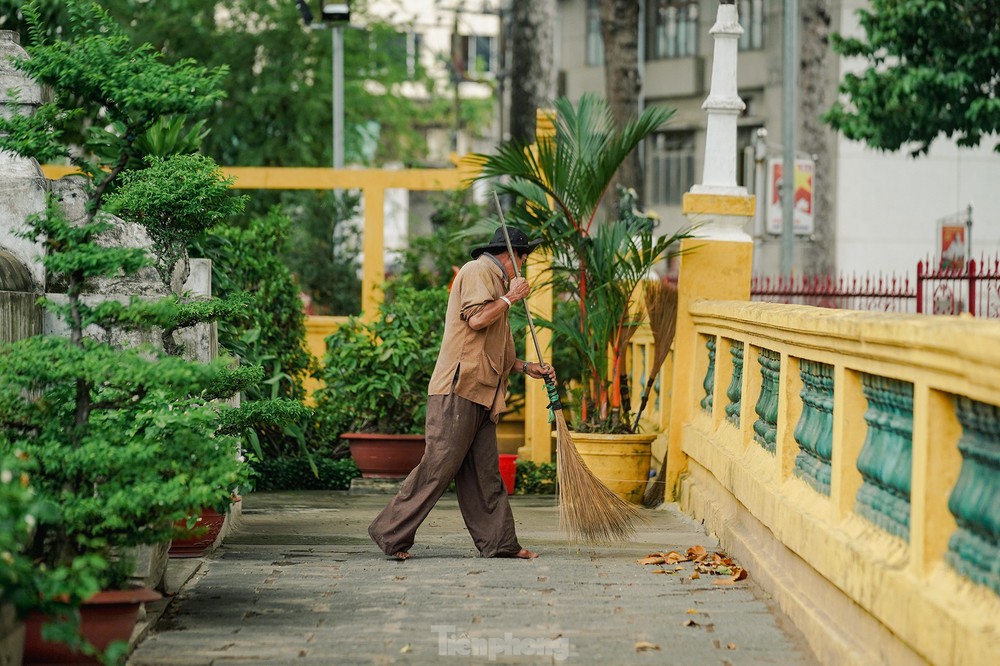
[
  {"x1": 297, "y1": 1, "x2": 350, "y2": 168},
  {"x1": 322, "y1": 4, "x2": 350, "y2": 169},
  {"x1": 781, "y1": 0, "x2": 797, "y2": 276},
  {"x1": 332, "y1": 23, "x2": 344, "y2": 168}
]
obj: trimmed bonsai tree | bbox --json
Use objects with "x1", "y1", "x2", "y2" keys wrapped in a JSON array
[
  {"x1": 0, "y1": 1, "x2": 284, "y2": 659},
  {"x1": 108, "y1": 157, "x2": 316, "y2": 465},
  {"x1": 0, "y1": 195, "x2": 253, "y2": 660}
]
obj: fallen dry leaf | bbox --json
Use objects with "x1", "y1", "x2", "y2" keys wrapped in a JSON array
[
  {"x1": 664, "y1": 551, "x2": 688, "y2": 564},
  {"x1": 732, "y1": 568, "x2": 749, "y2": 581},
  {"x1": 685, "y1": 608, "x2": 699, "y2": 615},
  {"x1": 651, "y1": 569, "x2": 668, "y2": 574},
  {"x1": 690, "y1": 571, "x2": 700, "y2": 579},
  {"x1": 634, "y1": 641, "x2": 661, "y2": 652},
  {"x1": 638, "y1": 555, "x2": 665, "y2": 566},
  {"x1": 727, "y1": 643, "x2": 738, "y2": 650},
  {"x1": 687, "y1": 545, "x2": 708, "y2": 560},
  {"x1": 399, "y1": 644, "x2": 411, "y2": 654}
]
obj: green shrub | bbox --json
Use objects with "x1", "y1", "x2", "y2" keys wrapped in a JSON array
[
  {"x1": 193, "y1": 207, "x2": 319, "y2": 460},
  {"x1": 196, "y1": 208, "x2": 314, "y2": 402},
  {"x1": 251, "y1": 457, "x2": 361, "y2": 491},
  {"x1": 313, "y1": 278, "x2": 448, "y2": 437},
  {"x1": 515, "y1": 460, "x2": 557, "y2": 495}
]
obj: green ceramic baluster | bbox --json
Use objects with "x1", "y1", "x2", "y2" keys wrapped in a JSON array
[
  {"x1": 700, "y1": 337, "x2": 716, "y2": 413},
  {"x1": 725, "y1": 341, "x2": 743, "y2": 426},
  {"x1": 946, "y1": 396, "x2": 1000, "y2": 595},
  {"x1": 794, "y1": 360, "x2": 834, "y2": 494},
  {"x1": 753, "y1": 349, "x2": 781, "y2": 453},
  {"x1": 855, "y1": 374, "x2": 913, "y2": 541}
]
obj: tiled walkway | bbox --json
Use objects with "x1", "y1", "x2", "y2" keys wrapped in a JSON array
[{"x1": 129, "y1": 492, "x2": 815, "y2": 665}]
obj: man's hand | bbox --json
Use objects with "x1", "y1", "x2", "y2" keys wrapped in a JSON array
[
  {"x1": 523, "y1": 362, "x2": 556, "y2": 383},
  {"x1": 506, "y1": 276, "x2": 529, "y2": 303}
]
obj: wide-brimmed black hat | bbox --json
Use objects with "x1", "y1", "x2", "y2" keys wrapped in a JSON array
[{"x1": 470, "y1": 227, "x2": 543, "y2": 259}]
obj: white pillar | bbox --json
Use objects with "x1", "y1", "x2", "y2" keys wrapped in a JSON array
[
  {"x1": 681, "y1": 2, "x2": 754, "y2": 242},
  {"x1": 693, "y1": 2, "x2": 746, "y2": 196}
]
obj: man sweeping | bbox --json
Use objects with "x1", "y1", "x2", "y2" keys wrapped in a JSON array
[{"x1": 368, "y1": 227, "x2": 555, "y2": 560}]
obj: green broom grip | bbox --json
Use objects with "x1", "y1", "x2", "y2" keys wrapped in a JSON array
[{"x1": 544, "y1": 378, "x2": 562, "y2": 422}]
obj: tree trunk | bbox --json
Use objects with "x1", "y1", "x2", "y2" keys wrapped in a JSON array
[
  {"x1": 600, "y1": 0, "x2": 643, "y2": 212},
  {"x1": 509, "y1": 0, "x2": 556, "y2": 144},
  {"x1": 799, "y1": 0, "x2": 835, "y2": 275}
]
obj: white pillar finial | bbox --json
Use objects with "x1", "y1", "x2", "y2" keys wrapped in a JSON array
[
  {"x1": 681, "y1": 2, "x2": 754, "y2": 242},
  {"x1": 691, "y1": 2, "x2": 746, "y2": 196}
]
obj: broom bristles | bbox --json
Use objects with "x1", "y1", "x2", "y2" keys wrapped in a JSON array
[
  {"x1": 643, "y1": 280, "x2": 679, "y2": 373},
  {"x1": 554, "y1": 410, "x2": 645, "y2": 543},
  {"x1": 641, "y1": 280, "x2": 680, "y2": 507}
]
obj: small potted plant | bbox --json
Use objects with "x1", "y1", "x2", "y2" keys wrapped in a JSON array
[
  {"x1": 0, "y1": 456, "x2": 53, "y2": 666},
  {"x1": 475, "y1": 94, "x2": 692, "y2": 502},
  {"x1": 313, "y1": 278, "x2": 448, "y2": 478}
]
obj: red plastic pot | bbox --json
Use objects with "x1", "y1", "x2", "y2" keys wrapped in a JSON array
[{"x1": 498, "y1": 453, "x2": 517, "y2": 495}]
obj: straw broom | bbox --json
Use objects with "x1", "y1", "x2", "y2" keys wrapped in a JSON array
[
  {"x1": 637, "y1": 279, "x2": 679, "y2": 507},
  {"x1": 493, "y1": 192, "x2": 643, "y2": 543}
]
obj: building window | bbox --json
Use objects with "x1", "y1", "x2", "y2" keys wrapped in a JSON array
[
  {"x1": 648, "y1": 1, "x2": 699, "y2": 60},
  {"x1": 737, "y1": 124, "x2": 764, "y2": 188},
  {"x1": 586, "y1": 0, "x2": 604, "y2": 66},
  {"x1": 385, "y1": 32, "x2": 422, "y2": 79},
  {"x1": 738, "y1": 0, "x2": 764, "y2": 51},
  {"x1": 648, "y1": 131, "x2": 696, "y2": 206},
  {"x1": 455, "y1": 34, "x2": 496, "y2": 79}
]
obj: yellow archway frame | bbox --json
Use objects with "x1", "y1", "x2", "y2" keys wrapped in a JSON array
[
  {"x1": 41, "y1": 158, "x2": 556, "y2": 463},
  {"x1": 43, "y1": 160, "x2": 480, "y2": 321}
]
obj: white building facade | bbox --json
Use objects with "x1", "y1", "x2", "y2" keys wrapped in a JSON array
[{"x1": 555, "y1": 0, "x2": 1000, "y2": 277}]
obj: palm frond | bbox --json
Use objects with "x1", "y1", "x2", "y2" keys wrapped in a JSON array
[{"x1": 476, "y1": 93, "x2": 675, "y2": 242}]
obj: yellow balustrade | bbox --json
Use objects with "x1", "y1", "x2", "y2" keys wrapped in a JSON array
[
  {"x1": 667, "y1": 295, "x2": 1000, "y2": 665},
  {"x1": 302, "y1": 315, "x2": 348, "y2": 404}
]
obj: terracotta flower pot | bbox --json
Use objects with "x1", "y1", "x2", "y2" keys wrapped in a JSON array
[
  {"x1": 342, "y1": 433, "x2": 426, "y2": 479},
  {"x1": 168, "y1": 507, "x2": 227, "y2": 559},
  {"x1": 23, "y1": 588, "x2": 161, "y2": 665}
]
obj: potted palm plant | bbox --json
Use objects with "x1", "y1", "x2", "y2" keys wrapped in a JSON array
[
  {"x1": 313, "y1": 279, "x2": 449, "y2": 478},
  {"x1": 474, "y1": 94, "x2": 691, "y2": 502}
]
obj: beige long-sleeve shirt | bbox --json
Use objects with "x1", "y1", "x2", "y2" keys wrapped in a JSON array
[{"x1": 427, "y1": 255, "x2": 516, "y2": 422}]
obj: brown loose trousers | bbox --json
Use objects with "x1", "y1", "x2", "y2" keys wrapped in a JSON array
[
  {"x1": 367, "y1": 393, "x2": 521, "y2": 557},
  {"x1": 368, "y1": 255, "x2": 524, "y2": 557}
]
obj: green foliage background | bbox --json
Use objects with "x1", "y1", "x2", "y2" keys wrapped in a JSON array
[{"x1": 824, "y1": 0, "x2": 1000, "y2": 156}]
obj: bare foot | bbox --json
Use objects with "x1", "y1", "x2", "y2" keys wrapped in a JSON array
[
  {"x1": 516, "y1": 548, "x2": 538, "y2": 559},
  {"x1": 392, "y1": 551, "x2": 411, "y2": 560}
]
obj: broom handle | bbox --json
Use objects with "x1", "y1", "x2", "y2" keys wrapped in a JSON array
[{"x1": 492, "y1": 191, "x2": 547, "y2": 366}]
